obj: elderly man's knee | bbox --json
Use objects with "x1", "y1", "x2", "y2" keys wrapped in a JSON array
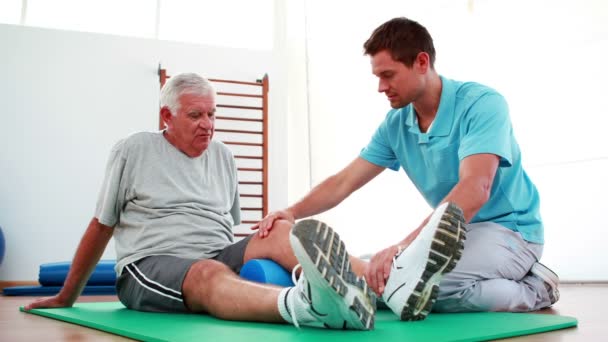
[
  {"x1": 270, "y1": 219, "x2": 293, "y2": 236},
  {"x1": 182, "y1": 259, "x2": 234, "y2": 313},
  {"x1": 250, "y1": 219, "x2": 292, "y2": 245},
  {"x1": 183, "y1": 260, "x2": 230, "y2": 296}
]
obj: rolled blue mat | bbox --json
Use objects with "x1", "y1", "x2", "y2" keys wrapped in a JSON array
[
  {"x1": 3, "y1": 285, "x2": 116, "y2": 296},
  {"x1": 0, "y1": 225, "x2": 5, "y2": 266},
  {"x1": 39, "y1": 260, "x2": 117, "y2": 286},
  {"x1": 240, "y1": 259, "x2": 294, "y2": 287}
]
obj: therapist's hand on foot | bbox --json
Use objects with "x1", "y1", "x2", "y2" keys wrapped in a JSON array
[
  {"x1": 24, "y1": 294, "x2": 74, "y2": 311},
  {"x1": 365, "y1": 244, "x2": 402, "y2": 296},
  {"x1": 251, "y1": 209, "x2": 295, "y2": 238}
]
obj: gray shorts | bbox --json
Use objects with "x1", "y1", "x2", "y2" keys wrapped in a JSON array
[{"x1": 116, "y1": 235, "x2": 253, "y2": 313}]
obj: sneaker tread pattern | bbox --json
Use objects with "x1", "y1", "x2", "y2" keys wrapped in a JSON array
[
  {"x1": 400, "y1": 202, "x2": 466, "y2": 321},
  {"x1": 293, "y1": 220, "x2": 376, "y2": 329}
]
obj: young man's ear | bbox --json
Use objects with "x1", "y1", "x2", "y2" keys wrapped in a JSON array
[
  {"x1": 415, "y1": 52, "x2": 431, "y2": 73},
  {"x1": 160, "y1": 107, "x2": 173, "y2": 128}
]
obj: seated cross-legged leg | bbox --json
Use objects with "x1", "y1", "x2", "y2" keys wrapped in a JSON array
[{"x1": 432, "y1": 221, "x2": 555, "y2": 313}]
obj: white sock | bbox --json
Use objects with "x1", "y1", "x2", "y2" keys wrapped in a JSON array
[
  {"x1": 277, "y1": 285, "x2": 316, "y2": 326},
  {"x1": 277, "y1": 287, "x2": 294, "y2": 323}
]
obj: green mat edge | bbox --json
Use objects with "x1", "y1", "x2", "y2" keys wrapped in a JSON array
[
  {"x1": 461, "y1": 315, "x2": 578, "y2": 342},
  {"x1": 20, "y1": 304, "x2": 579, "y2": 342},
  {"x1": 21, "y1": 305, "x2": 161, "y2": 342}
]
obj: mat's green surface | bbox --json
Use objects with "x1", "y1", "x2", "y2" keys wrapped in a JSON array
[{"x1": 21, "y1": 302, "x2": 577, "y2": 342}]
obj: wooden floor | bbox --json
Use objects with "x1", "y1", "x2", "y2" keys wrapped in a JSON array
[{"x1": 0, "y1": 283, "x2": 606, "y2": 341}]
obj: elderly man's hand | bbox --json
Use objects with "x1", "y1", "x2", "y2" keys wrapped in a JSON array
[
  {"x1": 251, "y1": 209, "x2": 295, "y2": 238},
  {"x1": 24, "y1": 294, "x2": 74, "y2": 311}
]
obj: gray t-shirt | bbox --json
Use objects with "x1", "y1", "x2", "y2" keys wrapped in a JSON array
[{"x1": 95, "y1": 131, "x2": 241, "y2": 275}]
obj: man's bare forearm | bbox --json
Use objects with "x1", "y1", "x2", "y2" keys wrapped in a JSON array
[
  {"x1": 288, "y1": 174, "x2": 349, "y2": 220},
  {"x1": 57, "y1": 218, "x2": 114, "y2": 304}
]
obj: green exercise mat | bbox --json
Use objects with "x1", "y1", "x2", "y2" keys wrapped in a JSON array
[{"x1": 21, "y1": 302, "x2": 577, "y2": 342}]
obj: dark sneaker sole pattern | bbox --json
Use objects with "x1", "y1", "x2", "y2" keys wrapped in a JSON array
[
  {"x1": 292, "y1": 220, "x2": 376, "y2": 330},
  {"x1": 400, "y1": 202, "x2": 467, "y2": 321}
]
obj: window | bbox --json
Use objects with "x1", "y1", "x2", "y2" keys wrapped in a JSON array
[
  {"x1": 158, "y1": 0, "x2": 274, "y2": 50},
  {"x1": 5, "y1": 0, "x2": 275, "y2": 49},
  {"x1": 0, "y1": 0, "x2": 22, "y2": 25},
  {"x1": 26, "y1": 0, "x2": 156, "y2": 38}
]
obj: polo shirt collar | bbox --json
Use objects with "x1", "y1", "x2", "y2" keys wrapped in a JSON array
[{"x1": 404, "y1": 75, "x2": 456, "y2": 139}]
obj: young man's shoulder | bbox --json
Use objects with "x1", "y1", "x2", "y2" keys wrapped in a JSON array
[
  {"x1": 450, "y1": 78, "x2": 503, "y2": 102},
  {"x1": 447, "y1": 78, "x2": 509, "y2": 117}
]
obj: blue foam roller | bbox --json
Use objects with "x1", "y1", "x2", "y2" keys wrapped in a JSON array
[
  {"x1": 240, "y1": 259, "x2": 294, "y2": 287},
  {"x1": 39, "y1": 260, "x2": 117, "y2": 286}
]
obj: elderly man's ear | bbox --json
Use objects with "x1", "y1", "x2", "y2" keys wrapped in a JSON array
[{"x1": 160, "y1": 107, "x2": 173, "y2": 128}]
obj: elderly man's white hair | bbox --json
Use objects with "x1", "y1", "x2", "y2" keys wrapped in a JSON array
[{"x1": 160, "y1": 73, "x2": 216, "y2": 116}]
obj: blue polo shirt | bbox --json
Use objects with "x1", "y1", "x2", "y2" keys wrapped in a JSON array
[{"x1": 360, "y1": 76, "x2": 543, "y2": 244}]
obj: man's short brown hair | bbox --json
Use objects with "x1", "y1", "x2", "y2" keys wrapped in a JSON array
[{"x1": 364, "y1": 17, "x2": 436, "y2": 69}]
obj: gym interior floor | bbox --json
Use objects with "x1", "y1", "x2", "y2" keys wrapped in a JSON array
[{"x1": 0, "y1": 283, "x2": 606, "y2": 341}]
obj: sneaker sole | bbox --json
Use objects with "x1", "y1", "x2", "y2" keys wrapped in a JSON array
[
  {"x1": 530, "y1": 262, "x2": 560, "y2": 304},
  {"x1": 531, "y1": 263, "x2": 559, "y2": 289},
  {"x1": 398, "y1": 202, "x2": 466, "y2": 321},
  {"x1": 291, "y1": 219, "x2": 376, "y2": 330}
]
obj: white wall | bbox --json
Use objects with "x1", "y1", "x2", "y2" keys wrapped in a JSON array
[
  {"x1": 296, "y1": 0, "x2": 608, "y2": 281},
  {"x1": 281, "y1": 0, "x2": 313, "y2": 203},
  {"x1": 0, "y1": 23, "x2": 288, "y2": 280}
]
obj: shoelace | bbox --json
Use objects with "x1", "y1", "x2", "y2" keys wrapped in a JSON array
[
  {"x1": 391, "y1": 245, "x2": 406, "y2": 269},
  {"x1": 289, "y1": 264, "x2": 303, "y2": 328}
]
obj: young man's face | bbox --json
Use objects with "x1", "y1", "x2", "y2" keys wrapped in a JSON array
[
  {"x1": 371, "y1": 50, "x2": 425, "y2": 109},
  {"x1": 165, "y1": 92, "x2": 216, "y2": 157}
]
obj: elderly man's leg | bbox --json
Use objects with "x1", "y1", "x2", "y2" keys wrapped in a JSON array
[
  {"x1": 244, "y1": 219, "x2": 368, "y2": 276},
  {"x1": 184, "y1": 221, "x2": 376, "y2": 329},
  {"x1": 117, "y1": 255, "x2": 281, "y2": 318},
  {"x1": 182, "y1": 259, "x2": 284, "y2": 321}
]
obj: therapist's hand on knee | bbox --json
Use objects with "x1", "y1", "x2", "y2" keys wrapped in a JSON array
[{"x1": 251, "y1": 209, "x2": 295, "y2": 238}]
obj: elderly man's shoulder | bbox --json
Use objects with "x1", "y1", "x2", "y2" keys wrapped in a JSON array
[
  {"x1": 208, "y1": 140, "x2": 236, "y2": 160},
  {"x1": 209, "y1": 139, "x2": 229, "y2": 151},
  {"x1": 110, "y1": 131, "x2": 162, "y2": 152},
  {"x1": 122, "y1": 131, "x2": 163, "y2": 146}
]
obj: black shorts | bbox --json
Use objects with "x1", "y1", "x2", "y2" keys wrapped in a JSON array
[{"x1": 116, "y1": 235, "x2": 253, "y2": 313}]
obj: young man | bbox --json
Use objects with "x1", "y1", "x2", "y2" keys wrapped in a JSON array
[
  {"x1": 254, "y1": 17, "x2": 559, "y2": 317},
  {"x1": 25, "y1": 73, "x2": 378, "y2": 330}
]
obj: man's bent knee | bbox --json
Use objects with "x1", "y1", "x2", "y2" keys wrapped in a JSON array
[
  {"x1": 182, "y1": 259, "x2": 232, "y2": 312},
  {"x1": 248, "y1": 220, "x2": 293, "y2": 254}
]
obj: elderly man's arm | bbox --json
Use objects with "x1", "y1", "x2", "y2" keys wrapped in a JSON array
[{"x1": 24, "y1": 218, "x2": 114, "y2": 310}]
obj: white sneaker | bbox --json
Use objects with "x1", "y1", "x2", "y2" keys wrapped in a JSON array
[
  {"x1": 383, "y1": 202, "x2": 466, "y2": 321},
  {"x1": 289, "y1": 219, "x2": 376, "y2": 330},
  {"x1": 530, "y1": 262, "x2": 560, "y2": 305}
]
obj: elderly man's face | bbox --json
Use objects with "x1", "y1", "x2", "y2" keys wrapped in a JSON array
[{"x1": 165, "y1": 93, "x2": 216, "y2": 157}]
